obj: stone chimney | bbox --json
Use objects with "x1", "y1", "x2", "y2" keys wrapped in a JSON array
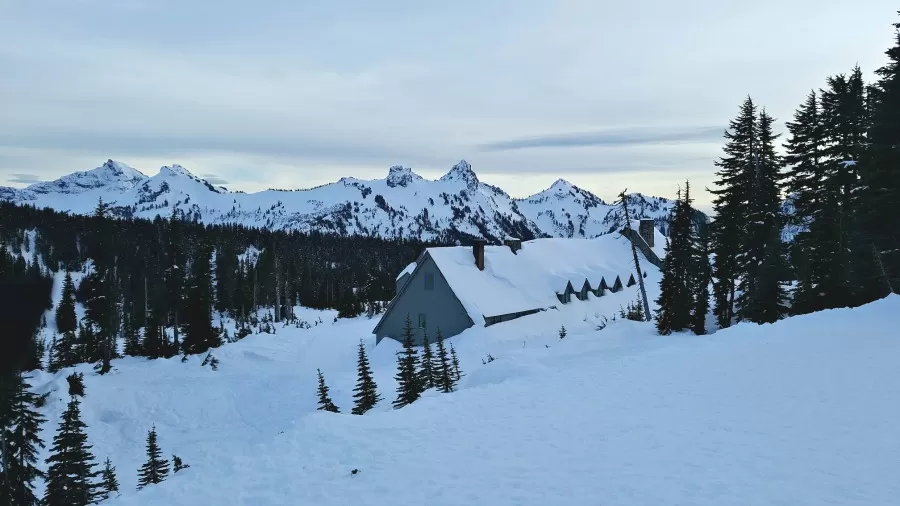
[
  {"x1": 473, "y1": 239, "x2": 485, "y2": 271},
  {"x1": 504, "y1": 237, "x2": 522, "y2": 254},
  {"x1": 639, "y1": 219, "x2": 655, "y2": 247}
]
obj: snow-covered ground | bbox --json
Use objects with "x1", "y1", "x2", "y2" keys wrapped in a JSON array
[{"x1": 25, "y1": 293, "x2": 900, "y2": 505}]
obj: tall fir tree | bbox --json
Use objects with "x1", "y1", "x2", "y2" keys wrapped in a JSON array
[
  {"x1": 180, "y1": 244, "x2": 220, "y2": 355},
  {"x1": 136, "y1": 426, "x2": 169, "y2": 490},
  {"x1": 737, "y1": 110, "x2": 788, "y2": 323},
  {"x1": 434, "y1": 328, "x2": 454, "y2": 393},
  {"x1": 315, "y1": 369, "x2": 340, "y2": 413},
  {"x1": 0, "y1": 373, "x2": 46, "y2": 506},
  {"x1": 655, "y1": 184, "x2": 696, "y2": 334},
  {"x1": 43, "y1": 397, "x2": 100, "y2": 506},
  {"x1": 55, "y1": 271, "x2": 77, "y2": 334},
  {"x1": 861, "y1": 13, "x2": 900, "y2": 298},
  {"x1": 783, "y1": 90, "x2": 830, "y2": 315},
  {"x1": 351, "y1": 340, "x2": 381, "y2": 415},
  {"x1": 392, "y1": 314, "x2": 423, "y2": 409},
  {"x1": 711, "y1": 97, "x2": 757, "y2": 328}
]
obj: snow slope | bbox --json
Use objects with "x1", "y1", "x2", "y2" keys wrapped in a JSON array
[
  {"x1": 24, "y1": 291, "x2": 899, "y2": 505},
  {"x1": 1, "y1": 159, "x2": 685, "y2": 242}
]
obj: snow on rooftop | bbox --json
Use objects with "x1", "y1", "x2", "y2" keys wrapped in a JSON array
[
  {"x1": 426, "y1": 233, "x2": 662, "y2": 322},
  {"x1": 397, "y1": 261, "x2": 417, "y2": 281}
]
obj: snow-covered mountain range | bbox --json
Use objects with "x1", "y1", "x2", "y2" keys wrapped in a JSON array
[{"x1": 1, "y1": 159, "x2": 684, "y2": 242}]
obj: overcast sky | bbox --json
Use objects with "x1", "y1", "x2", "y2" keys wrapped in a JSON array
[{"x1": 1, "y1": 1, "x2": 897, "y2": 207}]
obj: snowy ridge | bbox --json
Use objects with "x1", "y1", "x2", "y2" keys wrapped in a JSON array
[{"x1": 1, "y1": 159, "x2": 689, "y2": 242}]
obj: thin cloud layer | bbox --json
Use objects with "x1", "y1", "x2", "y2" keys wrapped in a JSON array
[
  {"x1": 7, "y1": 173, "x2": 42, "y2": 185},
  {"x1": 479, "y1": 126, "x2": 724, "y2": 151}
]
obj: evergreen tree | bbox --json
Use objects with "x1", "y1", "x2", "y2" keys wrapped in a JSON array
[
  {"x1": 136, "y1": 426, "x2": 169, "y2": 489},
  {"x1": 434, "y1": 328, "x2": 455, "y2": 393},
  {"x1": 181, "y1": 244, "x2": 220, "y2": 355},
  {"x1": 66, "y1": 372, "x2": 85, "y2": 398},
  {"x1": 0, "y1": 373, "x2": 46, "y2": 506},
  {"x1": 123, "y1": 313, "x2": 142, "y2": 357},
  {"x1": 172, "y1": 455, "x2": 189, "y2": 473},
  {"x1": 142, "y1": 308, "x2": 164, "y2": 359},
  {"x1": 737, "y1": 110, "x2": 787, "y2": 323},
  {"x1": 164, "y1": 210, "x2": 185, "y2": 357},
  {"x1": 315, "y1": 368, "x2": 340, "y2": 413},
  {"x1": 392, "y1": 314, "x2": 422, "y2": 409},
  {"x1": 55, "y1": 271, "x2": 77, "y2": 334},
  {"x1": 351, "y1": 340, "x2": 381, "y2": 415},
  {"x1": 691, "y1": 222, "x2": 713, "y2": 335},
  {"x1": 43, "y1": 397, "x2": 100, "y2": 506},
  {"x1": 655, "y1": 184, "x2": 696, "y2": 334},
  {"x1": 418, "y1": 329, "x2": 436, "y2": 389},
  {"x1": 861, "y1": 14, "x2": 900, "y2": 298},
  {"x1": 711, "y1": 97, "x2": 757, "y2": 328},
  {"x1": 783, "y1": 90, "x2": 830, "y2": 315},
  {"x1": 558, "y1": 324, "x2": 567, "y2": 339},
  {"x1": 449, "y1": 342, "x2": 462, "y2": 383},
  {"x1": 97, "y1": 457, "x2": 120, "y2": 501}
]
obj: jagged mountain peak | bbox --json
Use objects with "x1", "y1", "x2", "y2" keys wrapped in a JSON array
[
  {"x1": 159, "y1": 164, "x2": 196, "y2": 178},
  {"x1": 0, "y1": 158, "x2": 693, "y2": 241},
  {"x1": 385, "y1": 165, "x2": 423, "y2": 188},
  {"x1": 25, "y1": 159, "x2": 147, "y2": 196},
  {"x1": 440, "y1": 159, "x2": 479, "y2": 188}
]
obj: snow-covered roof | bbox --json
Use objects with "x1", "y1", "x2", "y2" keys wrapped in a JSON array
[
  {"x1": 396, "y1": 261, "x2": 417, "y2": 281},
  {"x1": 426, "y1": 231, "x2": 665, "y2": 325}
]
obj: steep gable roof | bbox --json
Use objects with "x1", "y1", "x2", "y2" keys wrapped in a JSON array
[{"x1": 424, "y1": 232, "x2": 664, "y2": 324}]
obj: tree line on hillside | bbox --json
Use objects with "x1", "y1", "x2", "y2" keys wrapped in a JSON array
[
  {"x1": 656, "y1": 14, "x2": 900, "y2": 334},
  {"x1": 0, "y1": 202, "x2": 431, "y2": 377}
]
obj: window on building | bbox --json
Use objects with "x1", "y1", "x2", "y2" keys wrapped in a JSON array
[
  {"x1": 418, "y1": 313, "x2": 427, "y2": 328},
  {"x1": 424, "y1": 272, "x2": 434, "y2": 290}
]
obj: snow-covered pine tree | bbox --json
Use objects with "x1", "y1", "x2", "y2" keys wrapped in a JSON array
[
  {"x1": 351, "y1": 339, "x2": 381, "y2": 415},
  {"x1": 97, "y1": 457, "x2": 120, "y2": 501},
  {"x1": 43, "y1": 397, "x2": 100, "y2": 506},
  {"x1": 419, "y1": 329, "x2": 436, "y2": 389},
  {"x1": 315, "y1": 368, "x2": 340, "y2": 413},
  {"x1": 434, "y1": 328, "x2": 454, "y2": 393},
  {"x1": 711, "y1": 97, "x2": 757, "y2": 328},
  {"x1": 0, "y1": 372, "x2": 46, "y2": 506},
  {"x1": 136, "y1": 426, "x2": 169, "y2": 490},
  {"x1": 558, "y1": 324, "x2": 567, "y2": 339},
  {"x1": 392, "y1": 313, "x2": 422, "y2": 409}
]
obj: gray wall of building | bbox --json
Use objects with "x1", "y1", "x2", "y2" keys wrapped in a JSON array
[{"x1": 375, "y1": 253, "x2": 474, "y2": 346}]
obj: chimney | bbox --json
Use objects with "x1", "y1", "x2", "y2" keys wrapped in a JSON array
[
  {"x1": 472, "y1": 239, "x2": 485, "y2": 271},
  {"x1": 504, "y1": 237, "x2": 522, "y2": 254},
  {"x1": 639, "y1": 219, "x2": 655, "y2": 247}
]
